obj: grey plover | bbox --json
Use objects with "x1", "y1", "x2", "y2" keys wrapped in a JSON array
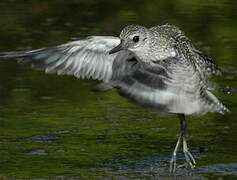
[{"x1": 0, "y1": 24, "x2": 229, "y2": 172}]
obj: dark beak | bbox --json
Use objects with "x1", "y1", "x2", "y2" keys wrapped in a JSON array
[{"x1": 109, "y1": 42, "x2": 123, "y2": 54}]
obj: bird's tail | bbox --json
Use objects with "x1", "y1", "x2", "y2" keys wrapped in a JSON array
[{"x1": 205, "y1": 90, "x2": 230, "y2": 115}]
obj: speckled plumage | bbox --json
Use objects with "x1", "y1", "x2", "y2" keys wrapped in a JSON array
[
  {"x1": 0, "y1": 24, "x2": 229, "y2": 172},
  {"x1": 110, "y1": 24, "x2": 229, "y2": 115}
]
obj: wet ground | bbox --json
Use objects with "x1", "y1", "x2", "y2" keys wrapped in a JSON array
[{"x1": 0, "y1": 0, "x2": 236, "y2": 179}]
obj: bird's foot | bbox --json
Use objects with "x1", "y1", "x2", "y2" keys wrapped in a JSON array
[
  {"x1": 183, "y1": 138, "x2": 196, "y2": 169},
  {"x1": 183, "y1": 150, "x2": 196, "y2": 169},
  {"x1": 169, "y1": 151, "x2": 196, "y2": 173},
  {"x1": 169, "y1": 135, "x2": 196, "y2": 173}
]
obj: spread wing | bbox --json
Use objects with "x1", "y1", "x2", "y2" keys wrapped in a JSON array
[{"x1": 0, "y1": 36, "x2": 121, "y2": 82}]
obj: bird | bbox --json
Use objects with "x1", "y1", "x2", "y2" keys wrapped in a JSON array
[{"x1": 0, "y1": 24, "x2": 229, "y2": 173}]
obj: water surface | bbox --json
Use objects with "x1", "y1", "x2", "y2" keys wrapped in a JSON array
[{"x1": 0, "y1": 0, "x2": 236, "y2": 179}]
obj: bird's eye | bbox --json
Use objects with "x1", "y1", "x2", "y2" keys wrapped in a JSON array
[{"x1": 133, "y1": 36, "x2": 139, "y2": 43}]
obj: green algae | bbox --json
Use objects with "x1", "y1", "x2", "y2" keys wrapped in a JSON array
[{"x1": 0, "y1": 0, "x2": 236, "y2": 179}]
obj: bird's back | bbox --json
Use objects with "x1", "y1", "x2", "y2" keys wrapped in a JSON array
[{"x1": 150, "y1": 24, "x2": 222, "y2": 76}]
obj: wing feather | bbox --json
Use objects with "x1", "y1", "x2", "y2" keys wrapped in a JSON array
[
  {"x1": 115, "y1": 56, "x2": 229, "y2": 115},
  {"x1": 0, "y1": 36, "x2": 121, "y2": 82}
]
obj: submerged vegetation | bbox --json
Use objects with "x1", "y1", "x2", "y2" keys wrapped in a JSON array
[{"x1": 0, "y1": 0, "x2": 236, "y2": 179}]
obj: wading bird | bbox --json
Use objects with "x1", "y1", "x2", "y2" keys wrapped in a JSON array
[{"x1": 0, "y1": 24, "x2": 229, "y2": 173}]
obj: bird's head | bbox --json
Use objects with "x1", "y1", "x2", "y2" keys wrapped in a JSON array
[
  {"x1": 109, "y1": 24, "x2": 178, "y2": 62},
  {"x1": 109, "y1": 25, "x2": 150, "y2": 55}
]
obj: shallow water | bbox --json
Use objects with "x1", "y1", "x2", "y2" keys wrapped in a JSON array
[{"x1": 0, "y1": 0, "x2": 236, "y2": 179}]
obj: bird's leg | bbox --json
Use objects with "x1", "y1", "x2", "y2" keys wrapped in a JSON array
[
  {"x1": 180, "y1": 114, "x2": 196, "y2": 169},
  {"x1": 169, "y1": 114, "x2": 196, "y2": 173},
  {"x1": 169, "y1": 132, "x2": 182, "y2": 173}
]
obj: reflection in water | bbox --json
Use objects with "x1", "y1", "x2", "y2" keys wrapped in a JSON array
[{"x1": 0, "y1": 0, "x2": 236, "y2": 179}]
